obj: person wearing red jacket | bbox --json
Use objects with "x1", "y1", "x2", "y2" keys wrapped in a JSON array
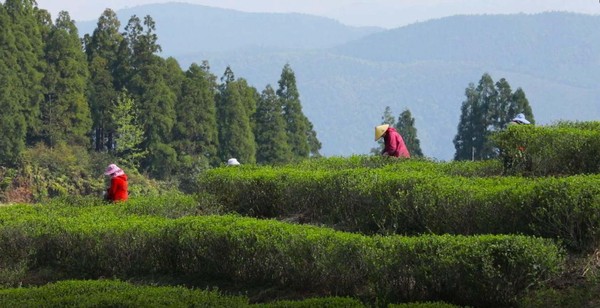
[
  {"x1": 375, "y1": 124, "x2": 411, "y2": 158},
  {"x1": 104, "y1": 163, "x2": 128, "y2": 202}
]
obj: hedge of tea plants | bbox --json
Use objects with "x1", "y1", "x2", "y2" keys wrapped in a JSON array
[
  {"x1": 0, "y1": 202, "x2": 562, "y2": 307},
  {"x1": 0, "y1": 279, "x2": 369, "y2": 307},
  {"x1": 492, "y1": 121, "x2": 600, "y2": 176},
  {"x1": 199, "y1": 165, "x2": 600, "y2": 250}
]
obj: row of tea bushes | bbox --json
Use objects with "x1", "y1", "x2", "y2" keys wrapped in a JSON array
[
  {"x1": 492, "y1": 121, "x2": 600, "y2": 176},
  {"x1": 0, "y1": 206, "x2": 563, "y2": 307},
  {"x1": 285, "y1": 156, "x2": 503, "y2": 177},
  {"x1": 0, "y1": 280, "x2": 364, "y2": 307},
  {"x1": 199, "y1": 167, "x2": 600, "y2": 250}
]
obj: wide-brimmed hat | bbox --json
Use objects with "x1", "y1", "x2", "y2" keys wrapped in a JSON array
[
  {"x1": 375, "y1": 124, "x2": 390, "y2": 141},
  {"x1": 512, "y1": 113, "x2": 530, "y2": 124},
  {"x1": 104, "y1": 163, "x2": 124, "y2": 176},
  {"x1": 227, "y1": 158, "x2": 240, "y2": 166}
]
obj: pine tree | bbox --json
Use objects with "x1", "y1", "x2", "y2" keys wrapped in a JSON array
[
  {"x1": 40, "y1": 11, "x2": 91, "y2": 147},
  {"x1": 396, "y1": 109, "x2": 423, "y2": 157},
  {"x1": 276, "y1": 64, "x2": 320, "y2": 159},
  {"x1": 217, "y1": 66, "x2": 256, "y2": 164},
  {"x1": 254, "y1": 85, "x2": 292, "y2": 164},
  {"x1": 173, "y1": 62, "x2": 219, "y2": 165}
]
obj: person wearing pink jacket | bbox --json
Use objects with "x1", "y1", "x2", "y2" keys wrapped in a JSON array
[{"x1": 375, "y1": 124, "x2": 410, "y2": 158}]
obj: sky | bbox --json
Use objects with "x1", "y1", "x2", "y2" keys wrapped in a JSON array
[{"x1": 34, "y1": 0, "x2": 600, "y2": 29}]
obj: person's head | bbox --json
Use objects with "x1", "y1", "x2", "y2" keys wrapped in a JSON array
[
  {"x1": 104, "y1": 163, "x2": 124, "y2": 177},
  {"x1": 512, "y1": 113, "x2": 530, "y2": 125},
  {"x1": 375, "y1": 124, "x2": 390, "y2": 141},
  {"x1": 227, "y1": 158, "x2": 240, "y2": 166}
]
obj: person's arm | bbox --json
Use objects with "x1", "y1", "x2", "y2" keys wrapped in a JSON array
[
  {"x1": 384, "y1": 133, "x2": 398, "y2": 156},
  {"x1": 107, "y1": 178, "x2": 117, "y2": 201}
]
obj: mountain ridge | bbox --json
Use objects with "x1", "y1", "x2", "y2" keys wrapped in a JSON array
[{"x1": 77, "y1": 5, "x2": 600, "y2": 159}]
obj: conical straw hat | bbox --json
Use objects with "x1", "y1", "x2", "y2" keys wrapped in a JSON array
[{"x1": 375, "y1": 124, "x2": 389, "y2": 141}]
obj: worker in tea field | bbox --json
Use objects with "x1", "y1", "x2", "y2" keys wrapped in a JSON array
[
  {"x1": 375, "y1": 124, "x2": 410, "y2": 158},
  {"x1": 509, "y1": 113, "x2": 531, "y2": 126},
  {"x1": 103, "y1": 163, "x2": 128, "y2": 202},
  {"x1": 503, "y1": 113, "x2": 532, "y2": 172},
  {"x1": 227, "y1": 158, "x2": 241, "y2": 166}
]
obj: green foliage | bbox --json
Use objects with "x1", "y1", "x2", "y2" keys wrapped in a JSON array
[
  {"x1": 396, "y1": 108, "x2": 424, "y2": 157},
  {"x1": 277, "y1": 64, "x2": 321, "y2": 158},
  {"x1": 217, "y1": 67, "x2": 257, "y2": 164},
  {"x1": 454, "y1": 73, "x2": 534, "y2": 161},
  {"x1": 0, "y1": 280, "x2": 249, "y2": 306},
  {"x1": 255, "y1": 85, "x2": 293, "y2": 164},
  {"x1": 17, "y1": 143, "x2": 104, "y2": 202},
  {"x1": 4, "y1": 0, "x2": 45, "y2": 145},
  {"x1": 84, "y1": 9, "x2": 123, "y2": 151},
  {"x1": 0, "y1": 3, "x2": 34, "y2": 165},
  {"x1": 389, "y1": 303, "x2": 462, "y2": 308},
  {"x1": 492, "y1": 122, "x2": 600, "y2": 176},
  {"x1": 0, "y1": 204, "x2": 563, "y2": 307},
  {"x1": 40, "y1": 10, "x2": 91, "y2": 147},
  {"x1": 254, "y1": 297, "x2": 366, "y2": 307},
  {"x1": 111, "y1": 90, "x2": 147, "y2": 168},
  {"x1": 173, "y1": 61, "x2": 219, "y2": 166},
  {"x1": 199, "y1": 157, "x2": 600, "y2": 251}
]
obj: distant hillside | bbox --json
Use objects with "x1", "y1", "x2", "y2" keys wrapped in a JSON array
[
  {"x1": 334, "y1": 13, "x2": 600, "y2": 88},
  {"x1": 76, "y1": 2, "x2": 382, "y2": 56},
  {"x1": 79, "y1": 8, "x2": 600, "y2": 160}
]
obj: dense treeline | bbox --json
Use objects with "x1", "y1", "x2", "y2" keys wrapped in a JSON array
[{"x1": 0, "y1": 1, "x2": 320, "y2": 179}]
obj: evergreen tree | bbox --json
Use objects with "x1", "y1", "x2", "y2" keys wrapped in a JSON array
[
  {"x1": 131, "y1": 56, "x2": 177, "y2": 177},
  {"x1": 254, "y1": 85, "x2": 292, "y2": 164},
  {"x1": 163, "y1": 57, "x2": 185, "y2": 99},
  {"x1": 0, "y1": 3, "x2": 27, "y2": 165},
  {"x1": 124, "y1": 15, "x2": 177, "y2": 177},
  {"x1": 276, "y1": 64, "x2": 320, "y2": 158},
  {"x1": 40, "y1": 11, "x2": 91, "y2": 147},
  {"x1": 511, "y1": 88, "x2": 534, "y2": 125},
  {"x1": 84, "y1": 8, "x2": 123, "y2": 151},
  {"x1": 4, "y1": 0, "x2": 45, "y2": 145},
  {"x1": 217, "y1": 66, "x2": 256, "y2": 164},
  {"x1": 454, "y1": 73, "x2": 534, "y2": 160},
  {"x1": 173, "y1": 62, "x2": 219, "y2": 165},
  {"x1": 396, "y1": 109, "x2": 423, "y2": 157}
]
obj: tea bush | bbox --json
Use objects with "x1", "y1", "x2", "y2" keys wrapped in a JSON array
[
  {"x1": 493, "y1": 121, "x2": 600, "y2": 176},
  {"x1": 0, "y1": 207, "x2": 563, "y2": 307},
  {"x1": 200, "y1": 166, "x2": 600, "y2": 250}
]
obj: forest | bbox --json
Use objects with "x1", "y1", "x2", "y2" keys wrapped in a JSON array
[{"x1": 0, "y1": 0, "x2": 320, "y2": 194}]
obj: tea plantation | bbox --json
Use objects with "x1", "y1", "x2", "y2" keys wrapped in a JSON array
[{"x1": 2, "y1": 123, "x2": 600, "y2": 307}]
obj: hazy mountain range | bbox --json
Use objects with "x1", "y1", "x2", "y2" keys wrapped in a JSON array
[{"x1": 77, "y1": 3, "x2": 600, "y2": 160}]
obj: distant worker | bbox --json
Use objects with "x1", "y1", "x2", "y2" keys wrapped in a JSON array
[
  {"x1": 227, "y1": 158, "x2": 241, "y2": 166},
  {"x1": 104, "y1": 163, "x2": 128, "y2": 202},
  {"x1": 509, "y1": 113, "x2": 531, "y2": 126},
  {"x1": 375, "y1": 124, "x2": 410, "y2": 158}
]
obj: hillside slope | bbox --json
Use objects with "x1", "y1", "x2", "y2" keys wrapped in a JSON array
[
  {"x1": 76, "y1": 2, "x2": 382, "y2": 55},
  {"x1": 79, "y1": 6, "x2": 600, "y2": 159}
]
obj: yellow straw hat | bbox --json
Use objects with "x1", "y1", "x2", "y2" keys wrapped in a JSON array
[{"x1": 375, "y1": 124, "x2": 390, "y2": 141}]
